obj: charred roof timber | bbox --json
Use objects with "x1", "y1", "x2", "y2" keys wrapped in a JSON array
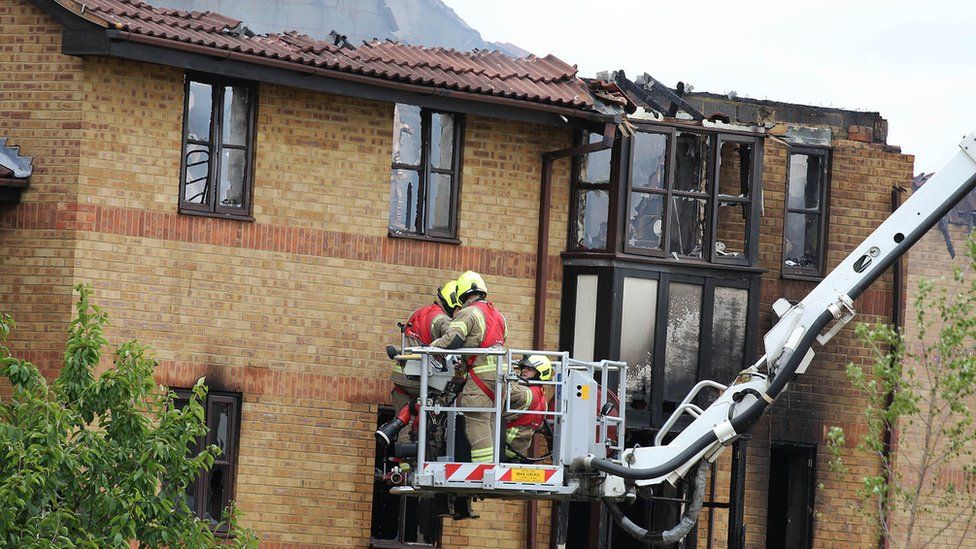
[{"x1": 604, "y1": 70, "x2": 705, "y2": 121}]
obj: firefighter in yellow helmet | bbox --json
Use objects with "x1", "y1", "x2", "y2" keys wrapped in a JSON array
[
  {"x1": 505, "y1": 355, "x2": 553, "y2": 461},
  {"x1": 431, "y1": 271, "x2": 510, "y2": 464},
  {"x1": 380, "y1": 281, "x2": 460, "y2": 447}
]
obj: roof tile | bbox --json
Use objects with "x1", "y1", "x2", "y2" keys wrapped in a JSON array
[{"x1": 70, "y1": 0, "x2": 593, "y2": 109}]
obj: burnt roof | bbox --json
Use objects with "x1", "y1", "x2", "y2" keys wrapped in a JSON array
[{"x1": 65, "y1": 0, "x2": 593, "y2": 110}]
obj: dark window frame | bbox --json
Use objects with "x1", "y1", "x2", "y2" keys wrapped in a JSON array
[
  {"x1": 766, "y1": 442, "x2": 818, "y2": 549},
  {"x1": 179, "y1": 73, "x2": 258, "y2": 221},
  {"x1": 614, "y1": 125, "x2": 762, "y2": 265},
  {"x1": 569, "y1": 130, "x2": 617, "y2": 252},
  {"x1": 172, "y1": 388, "x2": 242, "y2": 533},
  {"x1": 782, "y1": 146, "x2": 831, "y2": 280},
  {"x1": 388, "y1": 106, "x2": 465, "y2": 243}
]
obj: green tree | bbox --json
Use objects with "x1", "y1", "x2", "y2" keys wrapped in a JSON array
[
  {"x1": 828, "y1": 235, "x2": 976, "y2": 548},
  {"x1": 0, "y1": 284, "x2": 257, "y2": 548}
]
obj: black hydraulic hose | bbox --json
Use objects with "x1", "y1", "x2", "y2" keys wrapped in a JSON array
[
  {"x1": 605, "y1": 464, "x2": 709, "y2": 545},
  {"x1": 588, "y1": 310, "x2": 834, "y2": 480}
]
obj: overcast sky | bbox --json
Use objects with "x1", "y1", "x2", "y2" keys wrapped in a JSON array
[{"x1": 446, "y1": 0, "x2": 976, "y2": 175}]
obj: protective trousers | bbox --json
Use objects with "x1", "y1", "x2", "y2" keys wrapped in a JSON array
[{"x1": 463, "y1": 363, "x2": 531, "y2": 463}]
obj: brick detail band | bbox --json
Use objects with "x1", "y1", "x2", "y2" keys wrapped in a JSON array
[{"x1": 0, "y1": 202, "x2": 563, "y2": 281}]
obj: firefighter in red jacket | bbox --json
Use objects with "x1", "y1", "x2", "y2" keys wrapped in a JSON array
[
  {"x1": 378, "y1": 281, "x2": 459, "y2": 447},
  {"x1": 505, "y1": 355, "x2": 553, "y2": 461},
  {"x1": 430, "y1": 271, "x2": 509, "y2": 464}
]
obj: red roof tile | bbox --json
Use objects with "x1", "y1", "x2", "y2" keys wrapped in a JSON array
[{"x1": 70, "y1": 0, "x2": 593, "y2": 109}]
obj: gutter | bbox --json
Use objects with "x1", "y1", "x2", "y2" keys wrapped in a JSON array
[
  {"x1": 880, "y1": 185, "x2": 906, "y2": 549},
  {"x1": 102, "y1": 29, "x2": 613, "y2": 124},
  {"x1": 531, "y1": 122, "x2": 617, "y2": 549}
]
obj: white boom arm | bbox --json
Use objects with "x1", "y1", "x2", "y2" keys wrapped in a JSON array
[{"x1": 578, "y1": 131, "x2": 976, "y2": 493}]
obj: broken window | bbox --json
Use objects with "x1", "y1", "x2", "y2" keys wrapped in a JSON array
[
  {"x1": 783, "y1": 149, "x2": 830, "y2": 277},
  {"x1": 180, "y1": 74, "x2": 255, "y2": 218},
  {"x1": 713, "y1": 139, "x2": 755, "y2": 263},
  {"x1": 627, "y1": 131, "x2": 668, "y2": 250},
  {"x1": 171, "y1": 389, "x2": 241, "y2": 532},
  {"x1": 370, "y1": 406, "x2": 442, "y2": 547},
  {"x1": 389, "y1": 105, "x2": 463, "y2": 240},
  {"x1": 710, "y1": 286, "x2": 749, "y2": 384},
  {"x1": 573, "y1": 132, "x2": 612, "y2": 250}
]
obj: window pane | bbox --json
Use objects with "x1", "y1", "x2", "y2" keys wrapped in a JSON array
[
  {"x1": 632, "y1": 132, "x2": 667, "y2": 191},
  {"x1": 426, "y1": 173, "x2": 453, "y2": 233},
  {"x1": 784, "y1": 212, "x2": 821, "y2": 270},
  {"x1": 573, "y1": 275, "x2": 598, "y2": 362},
  {"x1": 430, "y1": 113, "x2": 455, "y2": 170},
  {"x1": 669, "y1": 196, "x2": 707, "y2": 257},
  {"x1": 210, "y1": 402, "x2": 230, "y2": 455},
  {"x1": 620, "y1": 277, "x2": 657, "y2": 408},
  {"x1": 788, "y1": 153, "x2": 824, "y2": 210},
  {"x1": 186, "y1": 81, "x2": 213, "y2": 142},
  {"x1": 389, "y1": 169, "x2": 421, "y2": 232},
  {"x1": 711, "y1": 287, "x2": 748, "y2": 384},
  {"x1": 665, "y1": 282, "x2": 702, "y2": 405},
  {"x1": 392, "y1": 104, "x2": 422, "y2": 166},
  {"x1": 580, "y1": 132, "x2": 611, "y2": 184},
  {"x1": 627, "y1": 192, "x2": 664, "y2": 250},
  {"x1": 576, "y1": 189, "x2": 609, "y2": 249},
  {"x1": 217, "y1": 149, "x2": 246, "y2": 209},
  {"x1": 718, "y1": 141, "x2": 752, "y2": 198},
  {"x1": 715, "y1": 202, "x2": 749, "y2": 259},
  {"x1": 206, "y1": 464, "x2": 229, "y2": 524},
  {"x1": 183, "y1": 144, "x2": 210, "y2": 204},
  {"x1": 673, "y1": 132, "x2": 711, "y2": 193},
  {"x1": 221, "y1": 86, "x2": 249, "y2": 146}
]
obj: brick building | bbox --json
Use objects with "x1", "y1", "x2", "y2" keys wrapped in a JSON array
[{"x1": 0, "y1": 0, "x2": 918, "y2": 548}]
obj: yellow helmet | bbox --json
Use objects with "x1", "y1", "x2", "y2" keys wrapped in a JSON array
[
  {"x1": 437, "y1": 280, "x2": 459, "y2": 312},
  {"x1": 519, "y1": 355, "x2": 553, "y2": 381},
  {"x1": 456, "y1": 271, "x2": 487, "y2": 302}
]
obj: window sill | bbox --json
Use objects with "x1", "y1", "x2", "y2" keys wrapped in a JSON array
[
  {"x1": 179, "y1": 207, "x2": 255, "y2": 222},
  {"x1": 369, "y1": 539, "x2": 438, "y2": 549},
  {"x1": 781, "y1": 271, "x2": 824, "y2": 283},
  {"x1": 561, "y1": 250, "x2": 767, "y2": 274},
  {"x1": 388, "y1": 230, "x2": 461, "y2": 246}
]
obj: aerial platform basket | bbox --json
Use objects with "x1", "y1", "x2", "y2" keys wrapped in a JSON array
[{"x1": 391, "y1": 347, "x2": 628, "y2": 501}]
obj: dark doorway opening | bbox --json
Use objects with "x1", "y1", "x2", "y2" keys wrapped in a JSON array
[{"x1": 765, "y1": 443, "x2": 816, "y2": 549}]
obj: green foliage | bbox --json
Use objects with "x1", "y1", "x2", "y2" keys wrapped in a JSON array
[
  {"x1": 827, "y1": 235, "x2": 976, "y2": 547},
  {"x1": 0, "y1": 284, "x2": 258, "y2": 548}
]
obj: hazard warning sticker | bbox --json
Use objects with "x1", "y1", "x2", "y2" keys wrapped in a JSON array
[{"x1": 509, "y1": 468, "x2": 547, "y2": 483}]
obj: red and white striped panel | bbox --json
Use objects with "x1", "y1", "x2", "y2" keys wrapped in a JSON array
[{"x1": 423, "y1": 462, "x2": 563, "y2": 487}]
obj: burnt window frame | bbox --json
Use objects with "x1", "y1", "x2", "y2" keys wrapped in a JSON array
[
  {"x1": 617, "y1": 126, "x2": 761, "y2": 266},
  {"x1": 370, "y1": 405, "x2": 443, "y2": 548},
  {"x1": 172, "y1": 389, "x2": 242, "y2": 533},
  {"x1": 782, "y1": 146, "x2": 831, "y2": 280},
  {"x1": 388, "y1": 105, "x2": 465, "y2": 244},
  {"x1": 179, "y1": 73, "x2": 258, "y2": 221},
  {"x1": 766, "y1": 442, "x2": 818, "y2": 549},
  {"x1": 570, "y1": 130, "x2": 617, "y2": 252}
]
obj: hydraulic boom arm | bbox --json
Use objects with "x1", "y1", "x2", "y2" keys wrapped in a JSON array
[{"x1": 575, "y1": 131, "x2": 976, "y2": 542}]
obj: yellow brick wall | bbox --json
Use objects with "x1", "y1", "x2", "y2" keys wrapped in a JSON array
[
  {"x1": 892, "y1": 219, "x2": 976, "y2": 547},
  {"x1": 69, "y1": 51, "x2": 571, "y2": 547},
  {"x1": 0, "y1": 0, "x2": 85, "y2": 389}
]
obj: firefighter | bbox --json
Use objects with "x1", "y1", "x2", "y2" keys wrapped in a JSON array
[
  {"x1": 377, "y1": 281, "x2": 459, "y2": 447},
  {"x1": 505, "y1": 355, "x2": 553, "y2": 461},
  {"x1": 431, "y1": 271, "x2": 509, "y2": 464}
]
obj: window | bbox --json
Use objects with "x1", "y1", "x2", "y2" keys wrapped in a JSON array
[
  {"x1": 180, "y1": 75, "x2": 257, "y2": 218},
  {"x1": 624, "y1": 129, "x2": 759, "y2": 264},
  {"x1": 783, "y1": 148, "x2": 830, "y2": 278},
  {"x1": 766, "y1": 443, "x2": 817, "y2": 549},
  {"x1": 389, "y1": 105, "x2": 463, "y2": 241},
  {"x1": 172, "y1": 390, "x2": 242, "y2": 531},
  {"x1": 572, "y1": 131, "x2": 613, "y2": 250},
  {"x1": 370, "y1": 406, "x2": 442, "y2": 547}
]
